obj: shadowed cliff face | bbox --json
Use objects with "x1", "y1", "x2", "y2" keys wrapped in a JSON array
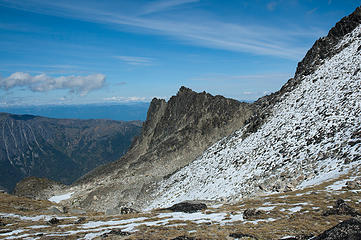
[
  {"x1": 0, "y1": 113, "x2": 142, "y2": 192},
  {"x1": 72, "y1": 87, "x2": 254, "y2": 211}
]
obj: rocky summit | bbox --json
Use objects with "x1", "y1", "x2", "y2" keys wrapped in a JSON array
[{"x1": 65, "y1": 86, "x2": 254, "y2": 211}]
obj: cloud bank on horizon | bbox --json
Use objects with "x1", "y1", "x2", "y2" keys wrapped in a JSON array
[{"x1": 0, "y1": 72, "x2": 106, "y2": 95}]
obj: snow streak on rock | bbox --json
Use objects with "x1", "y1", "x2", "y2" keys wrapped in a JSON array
[{"x1": 149, "y1": 25, "x2": 361, "y2": 209}]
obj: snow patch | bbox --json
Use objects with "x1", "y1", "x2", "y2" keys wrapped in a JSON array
[{"x1": 49, "y1": 192, "x2": 74, "y2": 203}]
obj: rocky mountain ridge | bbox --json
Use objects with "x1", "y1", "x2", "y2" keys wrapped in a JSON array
[
  {"x1": 148, "y1": 8, "x2": 361, "y2": 208},
  {"x1": 57, "y1": 87, "x2": 255, "y2": 211},
  {"x1": 0, "y1": 113, "x2": 141, "y2": 192}
]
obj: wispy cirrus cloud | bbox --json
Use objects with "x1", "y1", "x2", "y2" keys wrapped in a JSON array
[
  {"x1": 0, "y1": 0, "x2": 321, "y2": 59},
  {"x1": 267, "y1": 1, "x2": 278, "y2": 11},
  {"x1": 307, "y1": 8, "x2": 318, "y2": 15},
  {"x1": 114, "y1": 56, "x2": 155, "y2": 66},
  {"x1": 0, "y1": 72, "x2": 106, "y2": 95},
  {"x1": 140, "y1": 0, "x2": 199, "y2": 15},
  {"x1": 192, "y1": 73, "x2": 292, "y2": 82}
]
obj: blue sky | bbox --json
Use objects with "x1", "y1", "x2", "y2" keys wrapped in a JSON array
[{"x1": 0, "y1": 0, "x2": 360, "y2": 106}]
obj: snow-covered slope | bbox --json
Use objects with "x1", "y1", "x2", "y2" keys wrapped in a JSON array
[{"x1": 148, "y1": 25, "x2": 361, "y2": 209}]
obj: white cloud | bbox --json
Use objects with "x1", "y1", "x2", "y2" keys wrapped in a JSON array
[
  {"x1": 104, "y1": 96, "x2": 148, "y2": 102},
  {"x1": 0, "y1": 72, "x2": 106, "y2": 95},
  {"x1": 114, "y1": 56, "x2": 155, "y2": 65}
]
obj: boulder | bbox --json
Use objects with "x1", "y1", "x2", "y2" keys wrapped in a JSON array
[
  {"x1": 323, "y1": 199, "x2": 360, "y2": 217},
  {"x1": 0, "y1": 185, "x2": 8, "y2": 194},
  {"x1": 74, "y1": 217, "x2": 86, "y2": 224},
  {"x1": 105, "y1": 206, "x2": 139, "y2": 216},
  {"x1": 243, "y1": 208, "x2": 264, "y2": 219},
  {"x1": 0, "y1": 219, "x2": 6, "y2": 227},
  {"x1": 101, "y1": 229, "x2": 131, "y2": 238},
  {"x1": 229, "y1": 232, "x2": 258, "y2": 239},
  {"x1": 48, "y1": 217, "x2": 60, "y2": 225},
  {"x1": 120, "y1": 207, "x2": 139, "y2": 214},
  {"x1": 345, "y1": 178, "x2": 361, "y2": 190},
  {"x1": 172, "y1": 236, "x2": 195, "y2": 240},
  {"x1": 167, "y1": 201, "x2": 207, "y2": 213}
]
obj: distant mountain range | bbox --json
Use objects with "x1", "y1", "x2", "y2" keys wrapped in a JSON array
[
  {"x1": 0, "y1": 113, "x2": 142, "y2": 192},
  {"x1": 0, "y1": 103, "x2": 149, "y2": 121}
]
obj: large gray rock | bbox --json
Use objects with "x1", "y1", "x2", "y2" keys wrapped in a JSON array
[
  {"x1": 166, "y1": 201, "x2": 207, "y2": 213},
  {"x1": 323, "y1": 199, "x2": 361, "y2": 217}
]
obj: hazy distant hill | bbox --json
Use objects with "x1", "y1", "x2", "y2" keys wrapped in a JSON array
[{"x1": 0, "y1": 112, "x2": 142, "y2": 192}]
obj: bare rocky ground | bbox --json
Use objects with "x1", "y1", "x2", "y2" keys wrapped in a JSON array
[{"x1": 1, "y1": 169, "x2": 360, "y2": 240}]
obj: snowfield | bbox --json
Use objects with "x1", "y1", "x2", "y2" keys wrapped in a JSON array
[{"x1": 148, "y1": 25, "x2": 361, "y2": 209}]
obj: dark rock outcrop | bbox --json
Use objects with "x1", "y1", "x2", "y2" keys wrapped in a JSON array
[
  {"x1": 171, "y1": 236, "x2": 195, "y2": 240},
  {"x1": 166, "y1": 201, "x2": 207, "y2": 213},
  {"x1": 296, "y1": 7, "x2": 361, "y2": 78},
  {"x1": 0, "y1": 112, "x2": 142, "y2": 192},
  {"x1": 105, "y1": 206, "x2": 139, "y2": 216},
  {"x1": 120, "y1": 207, "x2": 139, "y2": 214},
  {"x1": 74, "y1": 217, "x2": 86, "y2": 224},
  {"x1": 229, "y1": 232, "x2": 258, "y2": 239},
  {"x1": 0, "y1": 219, "x2": 6, "y2": 227},
  {"x1": 101, "y1": 229, "x2": 131, "y2": 238},
  {"x1": 323, "y1": 199, "x2": 361, "y2": 217},
  {"x1": 48, "y1": 217, "x2": 60, "y2": 225},
  {"x1": 243, "y1": 208, "x2": 264, "y2": 219},
  {"x1": 345, "y1": 178, "x2": 361, "y2": 190},
  {"x1": 313, "y1": 217, "x2": 361, "y2": 240}
]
